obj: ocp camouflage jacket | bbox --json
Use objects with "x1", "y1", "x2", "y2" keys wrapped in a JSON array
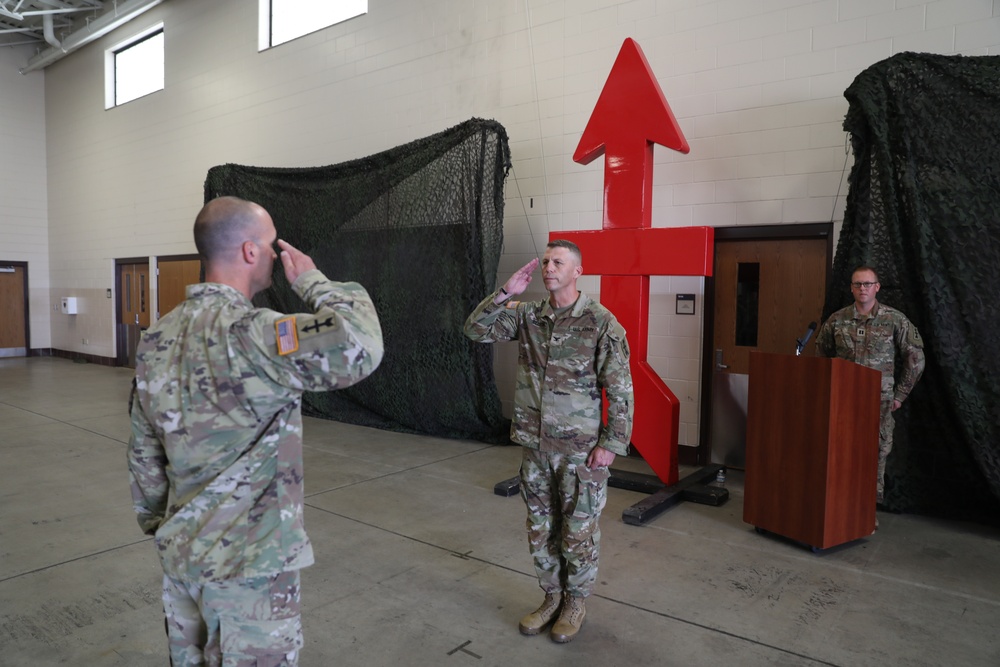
[
  {"x1": 127, "y1": 270, "x2": 383, "y2": 583},
  {"x1": 464, "y1": 290, "x2": 633, "y2": 456}
]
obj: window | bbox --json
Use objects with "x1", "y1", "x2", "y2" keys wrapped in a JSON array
[
  {"x1": 735, "y1": 263, "x2": 760, "y2": 347},
  {"x1": 106, "y1": 24, "x2": 164, "y2": 108},
  {"x1": 260, "y1": 0, "x2": 367, "y2": 50}
]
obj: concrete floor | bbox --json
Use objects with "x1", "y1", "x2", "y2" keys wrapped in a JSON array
[{"x1": 1, "y1": 357, "x2": 999, "y2": 666}]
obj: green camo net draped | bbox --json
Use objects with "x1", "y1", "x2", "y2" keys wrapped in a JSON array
[
  {"x1": 205, "y1": 118, "x2": 511, "y2": 444},
  {"x1": 831, "y1": 53, "x2": 1000, "y2": 521}
]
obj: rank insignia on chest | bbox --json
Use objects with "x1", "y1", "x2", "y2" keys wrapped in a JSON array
[
  {"x1": 857, "y1": 327, "x2": 865, "y2": 337},
  {"x1": 275, "y1": 316, "x2": 299, "y2": 355}
]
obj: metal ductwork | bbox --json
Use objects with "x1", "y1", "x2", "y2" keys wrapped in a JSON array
[
  {"x1": 42, "y1": 13, "x2": 60, "y2": 48},
  {"x1": 19, "y1": 0, "x2": 165, "y2": 74}
]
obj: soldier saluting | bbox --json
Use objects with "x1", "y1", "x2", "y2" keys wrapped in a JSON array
[
  {"x1": 128, "y1": 196, "x2": 383, "y2": 666},
  {"x1": 464, "y1": 239, "x2": 634, "y2": 643}
]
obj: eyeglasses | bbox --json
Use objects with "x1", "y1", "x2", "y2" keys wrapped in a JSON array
[{"x1": 851, "y1": 281, "x2": 877, "y2": 289}]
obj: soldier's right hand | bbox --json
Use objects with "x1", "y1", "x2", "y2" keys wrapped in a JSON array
[
  {"x1": 501, "y1": 258, "x2": 539, "y2": 298},
  {"x1": 277, "y1": 239, "x2": 317, "y2": 285}
]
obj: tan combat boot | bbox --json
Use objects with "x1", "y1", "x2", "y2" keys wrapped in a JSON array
[
  {"x1": 550, "y1": 595, "x2": 586, "y2": 643},
  {"x1": 518, "y1": 592, "x2": 562, "y2": 635}
]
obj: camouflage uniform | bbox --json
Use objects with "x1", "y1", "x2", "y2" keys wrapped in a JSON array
[
  {"x1": 464, "y1": 289, "x2": 633, "y2": 597},
  {"x1": 816, "y1": 300, "x2": 924, "y2": 501},
  {"x1": 128, "y1": 269, "x2": 383, "y2": 666},
  {"x1": 162, "y1": 570, "x2": 301, "y2": 667}
]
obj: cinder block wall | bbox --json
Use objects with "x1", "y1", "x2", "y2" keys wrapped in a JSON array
[
  {"x1": 1, "y1": 46, "x2": 50, "y2": 349},
  {"x1": 24, "y1": 0, "x2": 1000, "y2": 446}
]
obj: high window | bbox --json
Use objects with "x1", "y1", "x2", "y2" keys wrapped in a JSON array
[
  {"x1": 260, "y1": 0, "x2": 367, "y2": 49},
  {"x1": 106, "y1": 24, "x2": 164, "y2": 108}
]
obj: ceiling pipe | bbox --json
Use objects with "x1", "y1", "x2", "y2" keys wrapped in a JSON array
[
  {"x1": 41, "y1": 12, "x2": 59, "y2": 48},
  {"x1": 19, "y1": 0, "x2": 164, "y2": 75}
]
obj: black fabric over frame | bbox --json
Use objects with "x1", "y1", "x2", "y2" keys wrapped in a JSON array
[
  {"x1": 204, "y1": 118, "x2": 511, "y2": 444},
  {"x1": 831, "y1": 53, "x2": 1000, "y2": 521}
]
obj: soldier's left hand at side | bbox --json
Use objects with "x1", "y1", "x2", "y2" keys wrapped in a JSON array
[{"x1": 586, "y1": 446, "x2": 616, "y2": 469}]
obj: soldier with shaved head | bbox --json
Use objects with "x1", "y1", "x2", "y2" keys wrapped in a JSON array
[{"x1": 128, "y1": 196, "x2": 383, "y2": 666}]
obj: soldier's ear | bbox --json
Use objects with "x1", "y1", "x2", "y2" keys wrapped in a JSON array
[{"x1": 242, "y1": 241, "x2": 257, "y2": 264}]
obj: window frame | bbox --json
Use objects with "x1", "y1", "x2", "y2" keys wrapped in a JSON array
[
  {"x1": 105, "y1": 22, "x2": 165, "y2": 109},
  {"x1": 258, "y1": 0, "x2": 367, "y2": 51}
]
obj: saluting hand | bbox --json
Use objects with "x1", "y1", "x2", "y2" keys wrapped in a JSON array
[
  {"x1": 497, "y1": 258, "x2": 539, "y2": 302},
  {"x1": 278, "y1": 239, "x2": 317, "y2": 285}
]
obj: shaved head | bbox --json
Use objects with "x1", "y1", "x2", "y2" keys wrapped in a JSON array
[
  {"x1": 194, "y1": 196, "x2": 271, "y2": 263},
  {"x1": 193, "y1": 196, "x2": 279, "y2": 298}
]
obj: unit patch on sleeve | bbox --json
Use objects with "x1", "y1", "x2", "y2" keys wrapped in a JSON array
[{"x1": 275, "y1": 316, "x2": 299, "y2": 355}]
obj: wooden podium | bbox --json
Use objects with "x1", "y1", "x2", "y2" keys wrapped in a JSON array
[{"x1": 743, "y1": 351, "x2": 881, "y2": 550}]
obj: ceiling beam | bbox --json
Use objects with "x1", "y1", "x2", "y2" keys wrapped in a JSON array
[{"x1": 19, "y1": 0, "x2": 163, "y2": 74}]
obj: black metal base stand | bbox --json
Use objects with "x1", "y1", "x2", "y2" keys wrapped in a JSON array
[
  {"x1": 618, "y1": 465, "x2": 728, "y2": 525},
  {"x1": 493, "y1": 464, "x2": 730, "y2": 526}
]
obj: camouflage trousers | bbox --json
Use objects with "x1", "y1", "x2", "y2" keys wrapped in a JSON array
[
  {"x1": 519, "y1": 448, "x2": 609, "y2": 598},
  {"x1": 162, "y1": 570, "x2": 302, "y2": 667},
  {"x1": 877, "y1": 400, "x2": 894, "y2": 503}
]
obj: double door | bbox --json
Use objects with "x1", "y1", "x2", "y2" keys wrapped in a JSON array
[{"x1": 116, "y1": 257, "x2": 202, "y2": 367}]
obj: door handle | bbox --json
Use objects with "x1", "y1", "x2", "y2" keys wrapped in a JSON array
[
  {"x1": 135, "y1": 314, "x2": 139, "y2": 325},
  {"x1": 715, "y1": 349, "x2": 729, "y2": 371}
]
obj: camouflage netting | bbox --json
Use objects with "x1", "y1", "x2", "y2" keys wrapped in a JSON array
[
  {"x1": 205, "y1": 118, "x2": 511, "y2": 444},
  {"x1": 830, "y1": 53, "x2": 1000, "y2": 522}
]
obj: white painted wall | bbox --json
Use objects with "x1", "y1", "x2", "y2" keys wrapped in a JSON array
[
  {"x1": 0, "y1": 45, "x2": 51, "y2": 349},
  {"x1": 37, "y1": 0, "x2": 1000, "y2": 446}
]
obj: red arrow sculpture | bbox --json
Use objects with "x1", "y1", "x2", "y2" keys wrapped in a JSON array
[{"x1": 553, "y1": 38, "x2": 714, "y2": 485}]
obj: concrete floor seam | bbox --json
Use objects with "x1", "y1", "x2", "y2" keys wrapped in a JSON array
[
  {"x1": 0, "y1": 538, "x2": 152, "y2": 584},
  {"x1": 302, "y1": 500, "x2": 842, "y2": 666}
]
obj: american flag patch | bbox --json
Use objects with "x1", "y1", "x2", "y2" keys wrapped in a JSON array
[{"x1": 275, "y1": 316, "x2": 299, "y2": 355}]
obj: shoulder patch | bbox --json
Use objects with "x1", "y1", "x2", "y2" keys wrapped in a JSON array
[
  {"x1": 606, "y1": 327, "x2": 630, "y2": 364},
  {"x1": 505, "y1": 300, "x2": 520, "y2": 310},
  {"x1": 275, "y1": 316, "x2": 299, "y2": 356}
]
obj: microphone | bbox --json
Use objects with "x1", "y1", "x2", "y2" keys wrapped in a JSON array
[{"x1": 796, "y1": 321, "x2": 817, "y2": 356}]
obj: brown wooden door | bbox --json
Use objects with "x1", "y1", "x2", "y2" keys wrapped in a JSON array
[
  {"x1": 157, "y1": 258, "x2": 202, "y2": 318},
  {"x1": 120, "y1": 263, "x2": 151, "y2": 328},
  {"x1": 708, "y1": 236, "x2": 828, "y2": 468},
  {"x1": 713, "y1": 238, "x2": 827, "y2": 374},
  {"x1": 0, "y1": 264, "x2": 28, "y2": 357},
  {"x1": 118, "y1": 262, "x2": 150, "y2": 367}
]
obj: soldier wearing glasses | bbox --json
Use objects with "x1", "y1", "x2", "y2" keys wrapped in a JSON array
[{"x1": 816, "y1": 266, "x2": 925, "y2": 505}]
